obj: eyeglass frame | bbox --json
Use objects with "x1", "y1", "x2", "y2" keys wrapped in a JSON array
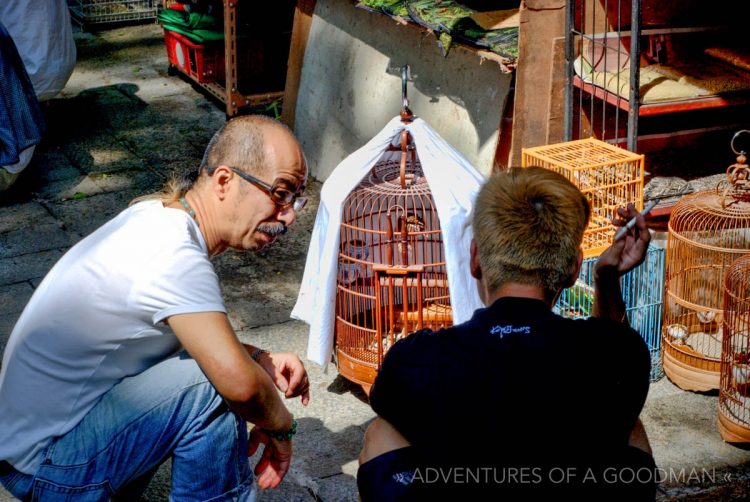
[{"x1": 213, "y1": 166, "x2": 308, "y2": 212}]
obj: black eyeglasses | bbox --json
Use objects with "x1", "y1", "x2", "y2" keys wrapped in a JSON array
[{"x1": 227, "y1": 166, "x2": 307, "y2": 212}]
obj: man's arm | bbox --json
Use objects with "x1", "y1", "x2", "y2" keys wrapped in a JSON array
[
  {"x1": 241, "y1": 344, "x2": 310, "y2": 406},
  {"x1": 593, "y1": 203, "x2": 651, "y2": 322},
  {"x1": 168, "y1": 312, "x2": 293, "y2": 430},
  {"x1": 168, "y1": 311, "x2": 294, "y2": 489}
]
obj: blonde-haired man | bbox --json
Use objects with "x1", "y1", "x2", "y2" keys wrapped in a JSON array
[
  {"x1": 359, "y1": 167, "x2": 655, "y2": 500},
  {"x1": 0, "y1": 115, "x2": 310, "y2": 500}
]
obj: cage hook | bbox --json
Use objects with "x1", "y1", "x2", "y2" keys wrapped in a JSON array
[
  {"x1": 731, "y1": 130, "x2": 750, "y2": 156},
  {"x1": 400, "y1": 64, "x2": 414, "y2": 124}
]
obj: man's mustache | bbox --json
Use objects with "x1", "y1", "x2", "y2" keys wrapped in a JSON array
[{"x1": 256, "y1": 223, "x2": 287, "y2": 236}]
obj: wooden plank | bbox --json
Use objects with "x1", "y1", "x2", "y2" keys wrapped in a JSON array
[
  {"x1": 281, "y1": 0, "x2": 317, "y2": 128},
  {"x1": 508, "y1": 0, "x2": 566, "y2": 165},
  {"x1": 547, "y1": 36, "x2": 567, "y2": 144}
]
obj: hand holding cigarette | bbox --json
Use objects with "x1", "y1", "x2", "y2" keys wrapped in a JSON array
[{"x1": 614, "y1": 199, "x2": 659, "y2": 241}]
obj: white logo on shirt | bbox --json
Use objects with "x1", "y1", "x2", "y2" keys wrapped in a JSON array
[{"x1": 490, "y1": 324, "x2": 531, "y2": 337}]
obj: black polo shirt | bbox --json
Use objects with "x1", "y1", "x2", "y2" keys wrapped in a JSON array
[{"x1": 367, "y1": 296, "x2": 652, "y2": 498}]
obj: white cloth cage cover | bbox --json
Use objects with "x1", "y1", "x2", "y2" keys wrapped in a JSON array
[{"x1": 292, "y1": 116, "x2": 485, "y2": 366}]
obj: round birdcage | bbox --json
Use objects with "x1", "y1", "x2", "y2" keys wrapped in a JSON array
[
  {"x1": 334, "y1": 130, "x2": 452, "y2": 392},
  {"x1": 663, "y1": 134, "x2": 750, "y2": 392},
  {"x1": 719, "y1": 254, "x2": 750, "y2": 443}
]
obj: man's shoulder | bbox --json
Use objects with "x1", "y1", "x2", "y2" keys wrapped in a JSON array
[{"x1": 385, "y1": 328, "x2": 444, "y2": 360}]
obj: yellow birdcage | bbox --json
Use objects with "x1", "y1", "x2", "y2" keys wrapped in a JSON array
[
  {"x1": 719, "y1": 254, "x2": 750, "y2": 443},
  {"x1": 663, "y1": 136, "x2": 750, "y2": 392},
  {"x1": 521, "y1": 138, "x2": 645, "y2": 258}
]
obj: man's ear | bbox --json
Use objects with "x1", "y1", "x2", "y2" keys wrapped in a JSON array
[
  {"x1": 470, "y1": 239, "x2": 482, "y2": 280},
  {"x1": 211, "y1": 165, "x2": 232, "y2": 200},
  {"x1": 563, "y1": 248, "x2": 584, "y2": 288}
]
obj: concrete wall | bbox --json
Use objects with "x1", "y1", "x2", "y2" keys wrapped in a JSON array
[{"x1": 293, "y1": 0, "x2": 512, "y2": 181}]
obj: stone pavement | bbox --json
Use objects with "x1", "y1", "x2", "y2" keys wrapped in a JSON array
[{"x1": 1, "y1": 22, "x2": 749, "y2": 501}]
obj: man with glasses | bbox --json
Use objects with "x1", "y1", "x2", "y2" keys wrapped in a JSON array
[{"x1": 0, "y1": 115, "x2": 310, "y2": 500}]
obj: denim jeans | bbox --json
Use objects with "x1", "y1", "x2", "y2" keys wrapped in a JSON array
[{"x1": 0, "y1": 351, "x2": 255, "y2": 501}]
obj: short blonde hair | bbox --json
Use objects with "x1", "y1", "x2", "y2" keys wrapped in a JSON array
[{"x1": 472, "y1": 167, "x2": 590, "y2": 297}]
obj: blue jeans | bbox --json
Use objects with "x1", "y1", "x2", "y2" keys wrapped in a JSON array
[{"x1": 0, "y1": 352, "x2": 255, "y2": 501}]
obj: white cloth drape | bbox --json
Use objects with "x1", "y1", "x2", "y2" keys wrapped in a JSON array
[{"x1": 292, "y1": 117, "x2": 485, "y2": 366}]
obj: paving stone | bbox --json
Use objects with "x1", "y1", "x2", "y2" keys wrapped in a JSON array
[
  {"x1": 0, "y1": 224, "x2": 74, "y2": 258},
  {"x1": 0, "y1": 282, "x2": 34, "y2": 316},
  {"x1": 0, "y1": 250, "x2": 65, "y2": 286},
  {"x1": 134, "y1": 76, "x2": 195, "y2": 101},
  {"x1": 34, "y1": 174, "x2": 104, "y2": 201},
  {"x1": 116, "y1": 124, "x2": 204, "y2": 165},
  {"x1": 0, "y1": 310, "x2": 21, "y2": 358},
  {"x1": 0, "y1": 202, "x2": 50, "y2": 234},
  {"x1": 47, "y1": 189, "x2": 144, "y2": 239},
  {"x1": 316, "y1": 472, "x2": 359, "y2": 502},
  {"x1": 62, "y1": 136, "x2": 145, "y2": 174},
  {"x1": 0, "y1": 484, "x2": 16, "y2": 501},
  {"x1": 28, "y1": 151, "x2": 83, "y2": 182}
]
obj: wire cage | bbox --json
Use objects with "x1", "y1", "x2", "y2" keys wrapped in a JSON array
[
  {"x1": 521, "y1": 138, "x2": 645, "y2": 258},
  {"x1": 68, "y1": 0, "x2": 158, "y2": 26},
  {"x1": 663, "y1": 149, "x2": 750, "y2": 392},
  {"x1": 719, "y1": 254, "x2": 750, "y2": 443},
  {"x1": 555, "y1": 244, "x2": 665, "y2": 381},
  {"x1": 335, "y1": 131, "x2": 452, "y2": 392}
]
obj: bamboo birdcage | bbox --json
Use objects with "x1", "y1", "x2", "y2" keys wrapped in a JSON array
[
  {"x1": 521, "y1": 138, "x2": 644, "y2": 258},
  {"x1": 663, "y1": 135, "x2": 750, "y2": 392},
  {"x1": 334, "y1": 68, "x2": 452, "y2": 392},
  {"x1": 719, "y1": 254, "x2": 750, "y2": 443}
]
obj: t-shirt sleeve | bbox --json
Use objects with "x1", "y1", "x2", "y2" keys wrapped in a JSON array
[{"x1": 130, "y1": 225, "x2": 226, "y2": 325}]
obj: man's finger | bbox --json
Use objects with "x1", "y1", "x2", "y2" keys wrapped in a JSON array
[
  {"x1": 271, "y1": 362, "x2": 290, "y2": 393},
  {"x1": 285, "y1": 365, "x2": 305, "y2": 397}
]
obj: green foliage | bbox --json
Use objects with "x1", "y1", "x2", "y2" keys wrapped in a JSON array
[{"x1": 357, "y1": 0, "x2": 518, "y2": 59}]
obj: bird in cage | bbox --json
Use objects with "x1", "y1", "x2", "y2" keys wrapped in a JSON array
[
  {"x1": 667, "y1": 323, "x2": 688, "y2": 342},
  {"x1": 734, "y1": 364, "x2": 750, "y2": 387},
  {"x1": 696, "y1": 310, "x2": 718, "y2": 324}
]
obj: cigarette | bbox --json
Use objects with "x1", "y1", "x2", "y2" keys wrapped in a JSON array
[{"x1": 613, "y1": 199, "x2": 658, "y2": 241}]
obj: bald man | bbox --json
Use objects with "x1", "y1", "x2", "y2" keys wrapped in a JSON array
[{"x1": 0, "y1": 116, "x2": 310, "y2": 501}]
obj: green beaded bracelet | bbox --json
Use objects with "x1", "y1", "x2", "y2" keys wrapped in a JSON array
[{"x1": 263, "y1": 419, "x2": 298, "y2": 441}]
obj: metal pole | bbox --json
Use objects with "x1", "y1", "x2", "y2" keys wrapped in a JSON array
[
  {"x1": 563, "y1": 0, "x2": 576, "y2": 141},
  {"x1": 627, "y1": 0, "x2": 641, "y2": 151}
]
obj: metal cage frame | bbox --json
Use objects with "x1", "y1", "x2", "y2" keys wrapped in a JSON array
[
  {"x1": 68, "y1": 0, "x2": 158, "y2": 25},
  {"x1": 555, "y1": 244, "x2": 665, "y2": 381}
]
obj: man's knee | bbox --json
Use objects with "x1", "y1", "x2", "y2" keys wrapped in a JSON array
[{"x1": 359, "y1": 417, "x2": 411, "y2": 465}]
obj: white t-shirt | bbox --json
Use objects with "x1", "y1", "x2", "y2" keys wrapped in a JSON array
[{"x1": 0, "y1": 200, "x2": 225, "y2": 474}]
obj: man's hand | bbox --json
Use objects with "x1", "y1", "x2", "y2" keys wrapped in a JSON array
[
  {"x1": 256, "y1": 352, "x2": 310, "y2": 406},
  {"x1": 596, "y1": 203, "x2": 651, "y2": 279},
  {"x1": 248, "y1": 426, "x2": 292, "y2": 489}
]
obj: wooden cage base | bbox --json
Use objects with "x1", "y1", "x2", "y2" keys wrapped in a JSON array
[
  {"x1": 663, "y1": 349, "x2": 720, "y2": 392},
  {"x1": 718, "y1": 410, "x2": 750, "y2": 444},
  {"x1": 336, "y1": 348, "x2": 376, "y2": 396}
]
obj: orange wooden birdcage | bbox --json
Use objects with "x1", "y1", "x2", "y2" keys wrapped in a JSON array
[
  {"x1": 334, "y1": 68, "x2": 452, "y2": 392},
  {"x1": 663, "y1": 131, "x2": 750, "y2": 392},
  {"x1": 521, "y1": 138, "x2": 644, "y2": 258},
  {"x1": 719, "y1": 254, "x2": 750, "y2": 443}
]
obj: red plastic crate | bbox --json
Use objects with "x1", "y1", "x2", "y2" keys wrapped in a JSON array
[{"x1": 164, "y1": 29, "x2": 224, "y2": 84}]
